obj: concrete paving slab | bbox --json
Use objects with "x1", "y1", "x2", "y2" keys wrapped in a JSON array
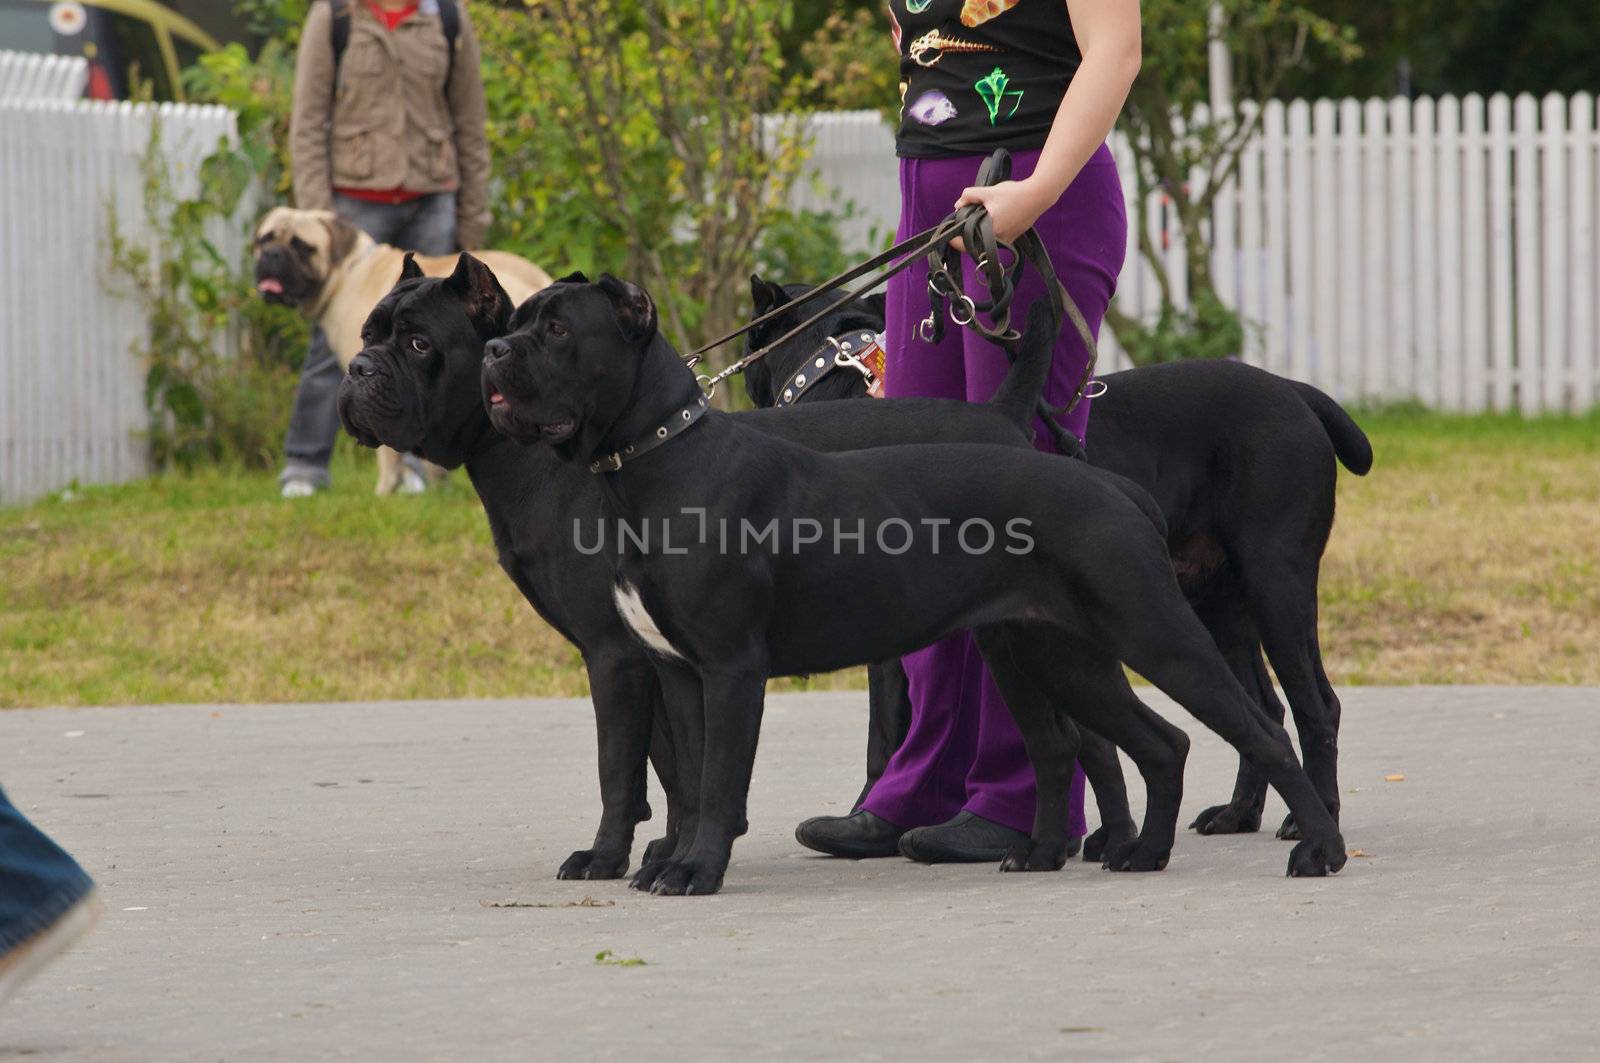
[{"x1": 1, "y1": 687, "x2": 1597, "y2": 1060}]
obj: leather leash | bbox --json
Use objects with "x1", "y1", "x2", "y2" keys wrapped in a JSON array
[{"x1": 685, "y1": 148, "x2": 1102, "y2": 423}]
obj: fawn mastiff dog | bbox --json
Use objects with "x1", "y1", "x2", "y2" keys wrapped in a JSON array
[{"x1": 254, "y1": 206, "x2": 551, "y2": 493}]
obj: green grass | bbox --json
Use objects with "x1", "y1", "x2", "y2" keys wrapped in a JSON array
[{"x1": 3, "y1": 410, "x2": 1597, "y2": 708}]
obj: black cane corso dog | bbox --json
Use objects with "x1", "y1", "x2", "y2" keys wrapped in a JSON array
[
  {"x1": 336, "y1": 254, "x2": 1137, "y2": 881},
  {"x1": 481, "y1": 272, "x2": 1348, "y2": 895},
  {"x1": 744, "y1": 276, "x2": 1374, "y2": 840}
]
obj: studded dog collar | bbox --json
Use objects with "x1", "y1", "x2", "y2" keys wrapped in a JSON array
[
  {"x1": 589, "y1": 394, "x2": 711, "y2": 474},
  {"x1": 775, "y1": 331, "x2": 886, "y2": 407}
]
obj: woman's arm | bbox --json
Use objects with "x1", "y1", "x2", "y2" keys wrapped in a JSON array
[
  {"x1": 954, "y1": 0, "x2": 1141, "y2": 241},
  {"x1": 448, "y1": 11, "x2": 491, "y2": 251},
  {"x1": 289, "y1": 2, "x2": 337, "y2": 212}
]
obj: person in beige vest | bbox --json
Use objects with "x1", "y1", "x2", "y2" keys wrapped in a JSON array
[{"x1": 278, "y1": 0, "x2": 490, "y2": 497}]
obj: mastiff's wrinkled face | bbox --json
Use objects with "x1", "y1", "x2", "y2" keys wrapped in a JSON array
[
  {"x1": 336, "y1": 253, "x2": 513, "y2": 467},
  {"x1": 481, "y1": 273, "x2": 657, "y2": 454},
  {"x1": 252, "y1": 206, "x2": 361, "y2": 309}
]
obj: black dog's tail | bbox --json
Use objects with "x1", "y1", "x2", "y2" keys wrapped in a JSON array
[
  {"x1": 1289, "y1": 381, "x2": 1374, "y2": 476},
  {"x1": 988, "y1": 302, "x2": 1077, "y2": 446}
]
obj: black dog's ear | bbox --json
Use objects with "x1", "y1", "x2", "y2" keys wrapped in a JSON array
[
  {"x1": 863, "y1": 291, "x2": 888, "y2": 321},
  {"x1": 446, "y1": 253, "x2": 514, "y2": 335},
  {"x1": 399, "y1": 252, "x2": 425, "y2": 282},
  {"x1": 557, "y1": 269, "x2": 589, "y2": 284},
  {"x1": 750, "y1": 274, "x2": 791, "y2": 316},
  {"x1": 597, "y1": 273, "x2": 658, "y2": 343}
]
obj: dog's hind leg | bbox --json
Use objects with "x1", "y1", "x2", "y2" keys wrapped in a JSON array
[
  {"x1": 1188, "y1": 595, "x2": 1286, "y2": 837},
  {"x1": 1075, "y1": 726, "x2": 1137, "y2": 864},
  {"x1": 650, "y1": 667, "x2": 768, "y2": 897},
  {"x1": 986, "y1": 628, "x2": 1184, "y2": 872},
  {"x1": 974, "y1": 625, "x2": 1083, "y2": 872},
  {"x1": 1247, "y1": 562, "x2": 1342, "y2": 840},
  {"x1": 1111, "y1": 607, "x2": 1347, "y2": 877},
  {"x1": 559, "y1": 656, "x2": 660, "y2": 881}
]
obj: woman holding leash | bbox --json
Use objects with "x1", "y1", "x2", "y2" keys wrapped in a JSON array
[{"x1": 797, "y1": 0, "x2": 1140, "y2": 862}]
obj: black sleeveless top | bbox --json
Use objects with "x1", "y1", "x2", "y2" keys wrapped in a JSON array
[{"x1": 890, "y1": 0, "x2": 1081, "y2": 159}]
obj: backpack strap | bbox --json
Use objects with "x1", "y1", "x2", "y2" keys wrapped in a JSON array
[
  {"x1": 438, "y1": 0, "x2": 459, "y2": 87},
  {"x1": 329, "y1": 0, "x2": 351, "y2": 75}
]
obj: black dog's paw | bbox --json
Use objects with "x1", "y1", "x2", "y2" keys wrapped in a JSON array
[
  {"x1": 1275, "y1": 813, "x2": 1302, "y2": 840},
  {"x1": 629, "y1": 860, "x2": 669, "y2": 892},
  {"x1": 1286, "y1": 836, "x2": 1347, "y2": 877},
  {"x1": 998, "y1": 837, "x2": 1071, "y2": 873},
  {"x1": 641, "y1": 834, "x2": 677, "y2": 867},
  {"x1": 648, "y1": 860, "x2": 725, "y2": 897},
  {"x1": 558, "y1": 849, "x2": 630, "y2": 881},
  {"x1": 1190, "y1": 802, "x2": 1263, "y2": 835},
  {"x1": 1103, "y1": 836, "x2": 1171, "y2": 873},
  {"x1": 1082, "y1": 826, "x2": 1133, "y2": 863}
]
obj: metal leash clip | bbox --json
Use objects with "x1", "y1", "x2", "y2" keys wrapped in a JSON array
[{"x1": 832, "y1": 344, "x2": 877, "y2": 384}]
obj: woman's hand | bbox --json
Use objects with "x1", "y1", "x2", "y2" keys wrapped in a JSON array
[{"x1": 953, "y1": 176, "x2": 1056, "y2": 245}]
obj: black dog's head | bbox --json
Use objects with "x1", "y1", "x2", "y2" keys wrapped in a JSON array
[
  {"x1": 482, "y1": 273, "x2": 659, "y2": 457},
  {"x1": 742, "y1": 274, "x2": 887, "y2": 408},
  {"x1": 252, "y1": 206, "x2": 365, "y2": 310},
  {"x1": 337, "y1": 253, "x2": 513, "y2": 466}
]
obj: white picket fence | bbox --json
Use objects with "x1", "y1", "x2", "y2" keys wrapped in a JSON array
[
  {"x1": 0, "y1": 99, "x2": 238, "y2": 506},
  {"x1": 0, "y1": 50, "x2": 88, "y2": 101},
  {"x1": 804, "y1": 95, "x2": 1600, "y2": 412}
]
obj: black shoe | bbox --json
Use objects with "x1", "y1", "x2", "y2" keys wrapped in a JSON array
[
  {"x1": 795, "y1": 810, "x2": 906, "y2": 858},
  {"x1": 897, "y1": 811, "x2": 1031, "y2": 864}
]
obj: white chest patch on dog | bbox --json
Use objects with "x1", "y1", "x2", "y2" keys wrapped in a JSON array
[{"x1": 613, "y1": 582, "x2": 684, "y2": 660}]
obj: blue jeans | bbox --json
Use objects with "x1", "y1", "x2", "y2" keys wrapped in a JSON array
[
  {"x1": 0, "y1": 784, "x2": 94, "y2": 953},
  {"x1": 281, "y1": 191, "x2": 459, "y2": 484}
]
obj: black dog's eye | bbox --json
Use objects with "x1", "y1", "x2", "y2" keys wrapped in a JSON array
[
  {"x1": 410, "y1": 336, "x2": 431, "y2": 355},
  {"x1": 289, "y1": 236, "x2": 312, "y2": 257},
  {"x1": 548, "y1": 320, "x2": 570, "y2": 338}
]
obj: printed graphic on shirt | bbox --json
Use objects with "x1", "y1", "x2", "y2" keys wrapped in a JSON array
[
  {"x1": 974, "y1": 66, "x2": 1023, "y2": 124},
  {"x1": 908, "y1": 29, "x2": 1002, "y2": 68},
  {"x1": 889, "y1": 4, "x2": 903, "y2": 50},
  {"x1": 905, "y1": 0, "x2": 936, "y2": 11},
  {"x1": 907, "y1": 90, "x2": 958, "y2": 126},
  {"x1": 960, "y1": 0, "x2": 1022, "y2": 28}
]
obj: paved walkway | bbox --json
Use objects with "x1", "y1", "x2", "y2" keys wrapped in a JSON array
[{"x1": 1, "y1": 688, "x2": 1597, "y2": 1060}]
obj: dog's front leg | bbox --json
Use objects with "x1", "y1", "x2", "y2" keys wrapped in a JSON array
[
  {"x1": 649, "y1": 668, "x2": 766, "y2": 897},
  {"x1": 631, "y1": 660, "x2": 707, "y2": 892},
  {"x1": 374, "y1": 446, "x2": 404, "y2": 495},
  {"x1": 640, "y1": 704, "x2": 680, "y2": 867},
  {"x1": 558, "y1": 654, "x2": 659, "y2": 881}
]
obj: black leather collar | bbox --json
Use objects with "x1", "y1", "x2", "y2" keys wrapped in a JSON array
[
  {"x1": 774, "y1": 331, "x2": 882, "y2": 407},
  {"x1": 589, "y1": 394, "x2": 710, "y2": 474}
]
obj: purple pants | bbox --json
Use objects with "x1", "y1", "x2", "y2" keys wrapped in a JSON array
[{"x1": 860, "y1": 144, "x2": 1127, "y2": 835}]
